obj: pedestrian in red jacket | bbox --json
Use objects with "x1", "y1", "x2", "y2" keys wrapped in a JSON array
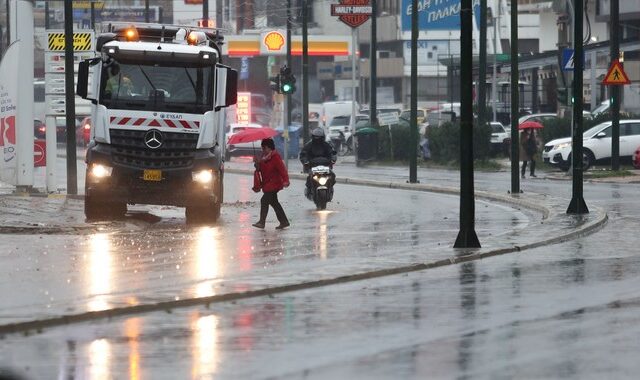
[{"x1": 252, "y1": 138, "x2": 290, "y2": 229}]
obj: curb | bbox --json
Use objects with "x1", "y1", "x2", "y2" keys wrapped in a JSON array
[{"x1": 0, "y1": 168, "x2": 608, "y2": 336}]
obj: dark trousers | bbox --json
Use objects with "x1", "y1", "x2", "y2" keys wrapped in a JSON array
[
  {"x1": 521, "y1": 159, "x2": 536, "y2": 176},
  {"x1": 259, "y1": 191, "x2": 288, "y2": 224}
]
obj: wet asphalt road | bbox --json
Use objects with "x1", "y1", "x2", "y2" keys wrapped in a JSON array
[{"x1": 0, "y1": 153, "x2": 638, "y2": 379}]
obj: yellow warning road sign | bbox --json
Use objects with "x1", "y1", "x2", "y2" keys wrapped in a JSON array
[
  {"x1": 603, "y1": 59, "x2": 631, "y2": 85},
  {"x1": 47, "y1": 32, "x2": 93, "y2": 52}
]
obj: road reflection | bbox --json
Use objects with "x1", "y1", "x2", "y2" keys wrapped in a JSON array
[
  {"x1": 315, "y1": 210, "x2": 333, "y2": 260},
  {"x1": 125, "y1": 318, "x2": 141, "y2": 380},
  {"x1": 88, "y1": 338, "x2": 111, "y2": 379},
  {"x1": 87, "y1": 233, "x2": 113, "y2": 311},
  {"x1": 191, "y1": 313, "x2": 220, "y2": 379},
  {"x1": 193, "y1": 227, "x2": 223, "y2": 298}
]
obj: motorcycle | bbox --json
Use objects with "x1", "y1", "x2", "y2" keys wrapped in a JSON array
[{"x1": 304, "y1": 157, "x2": 335, "y2": 210}]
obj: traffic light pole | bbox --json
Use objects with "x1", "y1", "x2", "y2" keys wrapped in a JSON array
[
  {"x1": 284, "y1": 0, "x2": 292, "y2": 169},
  {"x1": 302, "y1": 0, "x2": 310, "y2": 143},
  {"x1": 478, "y1": 0, "x2": 487, "y2": 128},
  {"x1": 369, "y1": 0, "x2": 377, "y2": 130},
  {"x1": 409, "y1": 0, "x2": 418, "y2": 183},
  {"x1": 64, "y1": 0, "x2": 77, "y2": 195}
]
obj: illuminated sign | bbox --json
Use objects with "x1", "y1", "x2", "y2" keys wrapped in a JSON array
[
  {"x1": 331, "y1": 0, "x2": 371, "y2": 28},
  {"x1": 260, "y1": 30, "x2": 286, "y2": 55},
  {"x1": 236, "y1": 92, "x2": 251, "y2": 125}
]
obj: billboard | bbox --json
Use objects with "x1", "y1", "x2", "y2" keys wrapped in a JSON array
[
  {"x1": 401, "y1": 0, "x2": 481, "y2": 31},
  {"x1": 0, "y1": 42, "x2": 19, "y2": 184}
]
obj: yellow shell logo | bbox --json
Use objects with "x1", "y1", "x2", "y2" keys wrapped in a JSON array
[{"x1": 264, "y1": 32, "x2": 285, "y2": 51}]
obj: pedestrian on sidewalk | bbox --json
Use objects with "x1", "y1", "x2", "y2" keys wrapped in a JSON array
[
  {"x1": 520, "y1": 128, "x2": 539, "y2": 178},
  {"x1": 252, "y1": 138, "x2": 290, "y2": 230}
]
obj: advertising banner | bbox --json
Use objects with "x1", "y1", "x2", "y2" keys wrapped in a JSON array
[
  {"x1": 401, "y1": 0, "x2": 481, "y2": 31},
  {"x1": 0, "y1": 42, "x2": 19, "y2": 184}
]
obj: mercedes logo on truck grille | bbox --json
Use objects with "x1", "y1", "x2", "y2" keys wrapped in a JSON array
[{"x1": 144, "y1": 129, "x2": 163, "y2": 149}]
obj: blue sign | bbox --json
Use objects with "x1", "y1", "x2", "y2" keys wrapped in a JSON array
[
  {"x1": 240, "y1": 57, "x2": 249, "y2": 80},
  {"x1": 401, "y1": 0, "x2": 481, "y2": 31},
  {"x1": 561, "y1": 48, "x2": 585, "y2": 71}
]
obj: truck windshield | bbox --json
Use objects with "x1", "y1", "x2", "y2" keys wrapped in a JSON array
[{"x1": 100, "y1": 61, "x2": 214, "y2": 114}]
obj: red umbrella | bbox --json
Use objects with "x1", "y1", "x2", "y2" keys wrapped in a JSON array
[
  {"x1": 518, "y1": 120, "x2": 544, "y2": 130},
  {"x1": 227, "y1": 127, "x2": 278, "y2": 145}
]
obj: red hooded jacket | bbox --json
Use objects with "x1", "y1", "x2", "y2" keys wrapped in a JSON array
[{"x1": 257, "y1": 150, "x2": 289, "y2": 192}]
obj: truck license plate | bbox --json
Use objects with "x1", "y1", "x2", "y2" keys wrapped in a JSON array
[{"x1": 143, "y1": 169, "x2": 162, "y2": 181}]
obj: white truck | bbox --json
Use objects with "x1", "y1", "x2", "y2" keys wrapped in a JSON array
[{"x1": 76, "y1": 23, "x2": 238, "y2": 223}]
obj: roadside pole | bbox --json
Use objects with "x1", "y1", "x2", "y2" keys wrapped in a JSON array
[
  {"x1": 64, "y1": 0, "x2": 77, "y2": 195},
  {"x1": 409, "y1": 0, "x2": 418, "y2": 183},
  {"x1": 477, "y1": 0, "x2": 487, "y2": 129},
  {"x1": 284, "y1": 0, "x2": 292, "y2": 169},
  {"x1": 492, "y1": 13, "x2": 498, "y2": 122},
  {"x1": 351, "y1": 27, "x2": 357, "y2": 157},
  {"x1": 454, "y1": 0, "x2": 480, "y2": 248},
  {"x1": 302, "y1": 0, "x2": 309, "y2": 143},
  {"x1": 610, "y1": 0, "x2": 620, "y2": 171},
  {"x1": 202, "y1": 0, "x2": 208, "y2": 27},
  {"x1": 509, "y1": 0, "x2": 519, "y2": 195},
  {"x1": 369, "y1": 0, "x2": 377, "y2": 130},
  {"x1": 567, "y1": 0, "x2": 588, "y2": 214}
]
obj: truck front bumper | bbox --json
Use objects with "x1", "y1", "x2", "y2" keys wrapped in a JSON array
[{"x1": 86, "y1": 143, "x2": 222, "y2": 207}]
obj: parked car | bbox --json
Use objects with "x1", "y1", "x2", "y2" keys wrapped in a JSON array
[
  {"x1": 400, "y1": 108, "x2": 428, "y2": 124},
  {"x1": 490, "y1": 121, "x2": 510, "y2": 156},
  {"x1": 77, "y1": 116, "x2": 91, "y2": 146},
  {"x1": 34, "y1": 119, "x2": 45, "y2": 140},
  {"x1": 225, "y1": 123, "x2": 264, "y2": 159},
  {"x1": 543, "y1": 119, "x2": 640, "y2": 171}
]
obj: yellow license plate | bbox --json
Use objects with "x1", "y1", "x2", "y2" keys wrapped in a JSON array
[{"x1": 143, "y1": 169, "x2": 162, "y2": 181}]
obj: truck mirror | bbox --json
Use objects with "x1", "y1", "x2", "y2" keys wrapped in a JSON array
[
  {"x1": 77, "y1": 60, "x2": 90, "y2": 99},
  {"x1": 215, "y1": 65, "x2": 238, "y2": 110}
]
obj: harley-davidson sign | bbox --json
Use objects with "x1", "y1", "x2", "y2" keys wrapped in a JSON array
[{"x1": 331, "y1": 0, "x2": 372, "y2": 28}]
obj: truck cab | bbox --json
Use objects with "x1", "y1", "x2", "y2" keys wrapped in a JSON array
[{"x1": 76, "y1": 23, "x2": 237, "y2": 223}]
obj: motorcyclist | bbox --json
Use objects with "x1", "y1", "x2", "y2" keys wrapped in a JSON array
[{"x1": 299, "y1": 128, "x2": 337, "y2": 198}]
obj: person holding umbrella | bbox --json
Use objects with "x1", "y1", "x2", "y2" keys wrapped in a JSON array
[
  {"x1": 252, "y1": 138, "x2": 290, "y2": 230},
  {"x1": 519, "y1": 121, "x2": 543, "y2": 178}
]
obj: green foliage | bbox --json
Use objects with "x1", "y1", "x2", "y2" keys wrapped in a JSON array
[
  {"x1": 375, "y1": 119, "x2": 415, "y2": 161},
  {"x1": 539, "y1": 116, "x2": 571, "y2": 144},
  {"x1": 426, "y1": 121, "x2": 492, "y2": 163}
]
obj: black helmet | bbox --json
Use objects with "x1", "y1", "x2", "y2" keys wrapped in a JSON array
[{"x1": 311, "y1": 128, "x2": 325, "y2": 143}]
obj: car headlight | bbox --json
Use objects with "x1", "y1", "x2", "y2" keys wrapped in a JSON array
[
  {"x1": 318, "y1": 177, "x2": 328, "y2": 186},
  {"x1": 553, "y1": 142, "x2": 571, "y2": 150},
  {"x1": 192, "y1": 169, "x2": 214, "y2": 184},
  {"x1": 90, "y1": 164, "x2": 112, "y2": 178}
]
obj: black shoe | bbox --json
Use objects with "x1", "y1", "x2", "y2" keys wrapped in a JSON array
[
  {"x1": 275, "y1": 222, "x2": 290, "y2": 230},
  {"x1": 252, "y1": 222, "x2": 265, "y2": 229},
  {"x1": 531, "y1": 174, "x2": 537, "y2": 178}
]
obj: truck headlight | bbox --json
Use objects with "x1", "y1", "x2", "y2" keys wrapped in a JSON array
[
  {"x1": 192, "y1": 169, "x2": 213, "y2": 184},
  {"x1": 90, "y1": 164, "x2": 112, "y2": 178}
]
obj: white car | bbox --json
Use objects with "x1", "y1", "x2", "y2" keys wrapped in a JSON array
[
  {"x1": 543, "y1": 119, "x2": 640, "y2": 171},
  {"x1": 490, "y1": 121, "x2": 510, "y2": 155},
  {"x1": 225, "y1": 123, "x2": 264, "y2": 159}
]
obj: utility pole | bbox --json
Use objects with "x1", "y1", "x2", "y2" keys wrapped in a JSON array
[
  {"x1": 203, "y1": 0, "x2": 209, "y2": 27},
  {"x1": 90, "y1": 1, "x2": 96, "y2": 29},
  {"x1": 302, "y1": 0, "x2": 310, "y2": 143},
  {"x1": 284, "y1": 0, "x2": 292, "y2": 168},
  {"x1": 478, "y1": 0, "x2": 487, "y2": 128},
  {"x1": 492, "y1": 12, "x2": 498, "y2": 122},
  {"x1": 369, "y1": 0, "x2": 377, "y2": 128},
  {"x1": 216, "y1": 0, "x2": 223, "y2": 30},
  {"x1": 567, "y1": 0, "x2": 588, "y2": 214},
  {"x1": 409, "y1": 0, "x2": 418, "y2": 183},
  {"x1": 145, "y1": 0, "x2": 150, "y2": 23},
  {"x1": 509, "y1": 0, "x2": 519, "y2": 195},
  {"x1": 610, "y1": 0, "x2": 620, "y2": 171},
  {"x1": 64, "y1": 0, "x2": 77, "y2": 195},
  {"x1": 454, "y1": 0, "x2": 480, "y2": 248}
]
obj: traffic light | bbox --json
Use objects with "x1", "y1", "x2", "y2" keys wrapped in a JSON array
[
  {"x1": 279, "y1": 65, "x2": 296, "y2": 95},
  {"x1": 557, "y1": 87, "x2": 568, "y2": 105},
  {"x1": 269, "y1": 74, "x2": 281, "y2": 93}
]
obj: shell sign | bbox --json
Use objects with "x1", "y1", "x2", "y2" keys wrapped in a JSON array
[{"x1": 260, "y1": 30, "x2": 287, "y2": 55}]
